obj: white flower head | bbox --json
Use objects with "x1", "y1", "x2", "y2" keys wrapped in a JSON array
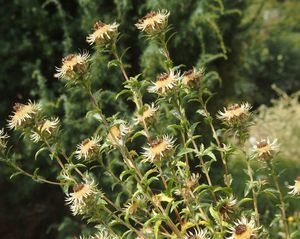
[
  {"x1": 252, "y1": 138, "x2": 279, "y2": 159},
  {"x1": 142, "y1": 135, "x2": 175, "y2": 163},
  {"x1": 184, "y1": 228, "x2": 210, "y2": 239},
  {"x1": 75, "y1": 136, "x2": 101, "y2": 161},
  {"x1": 65, "y1": 177, "x2": 98, "y2": 215},
  {"x1": 135, "y1": 9, "x2": 170, "y2": 34},
  {"x1": 217, "y1": 195, "x2": 237, "y2": 217},
  {"x1": 288, "y1": 176, "x2": 300, "y2": 196},
  {"x1": 148, "y1": 70, "x2": 180, "y2": 95},
  {"x1": 86, "y1": 21, "x2": 119, "y2": 45},
  {"x1": 227, "y1": 217, "x2": 258, "y2": 239},
  {"x1": 54, "y1": 51, "x2": 89, "y2": 79},
  {"x1": 217, "y1": 103, "x2": 252, "y2": 125},
  {"x1": 107, "y1": 123, "x2": 130, "y2": 146},
  {"x1": 182, "y1": 67, "x2": 205, "y2": 87},
  {"x1": 136, "y1": 103, "x2": 158, "y2": 125},
  {"x1": 30, "y1": 117, "x2": 59, "y2": 142},
  {"x1": 7, "y1": 100, "x2": 40, "y2": 130}
]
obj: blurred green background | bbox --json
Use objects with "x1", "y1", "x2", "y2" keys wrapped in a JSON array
[{"x1": 0, "y1": 0, "x2": 299, "y2": 238}]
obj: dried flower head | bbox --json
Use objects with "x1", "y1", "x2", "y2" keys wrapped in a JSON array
[
  {"x1": 86, "y1": 21, "x2": 119, "y2": 46},
  {"x1": 148, "y1": 70, "x2": 180, "y2": 95},
  {"x1": 142, "y1": 135, "x2": 175, "y2": 163},
  {"x1": 228, "y1": 217, "x2": 258, "y2": 239},
  {"x1": 182, "y1": 67, "x2": 205, "y2": 88},
  {"x1": 8, "y1": 101, "x2": 40, "y2": 130},
  {"x1": 65, "y1": 177, "x2": 99, "y2": 215},
  {"x1": 135, "y1": 10, "x2": 170, "y2": 34},
  {"x1": 107, "y1": 124, "x2": 130, "y2": 145},
  {"x1": 31, "y1": 118, "x2": 59, "y2": 142},
  {"x1": 186, "y1": 173, "x2": 200, "y2": 189},
  {"x1": 217, "y1": 103, "x2": 252, "y2": 125},
  {"x1": 217, "y1": 195, "x2": 237, "y2": 217},
  {"x1": 252, "y1": 138, "x2": 279, "y2": 159},
  {"x1": 75, "y1": 136, "x2": 101, "y2": 161},
  {"x1": 136, "y1": 103, "x2": 158, "y2": 125},
  {"x1": 288, "y1": 176, "x2": 300, "y2": 196},
  {"x1": 0, "y1": 128, "x2": 9, "y2": 151},
  {"x1": 184, "y1": 228, "x2": 210, "y2": 239},
  {"x1": 54, "y1": 51, "x2": 89, "y2": 80}
]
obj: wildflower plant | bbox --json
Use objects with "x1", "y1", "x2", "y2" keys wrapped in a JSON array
[{"x1": 1, "y1": 10, "x2": 299, "y2": 239}]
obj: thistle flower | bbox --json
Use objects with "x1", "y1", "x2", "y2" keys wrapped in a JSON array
[
  {"x1": 65, "y1": 177, "x2": 99, "y2": 215},
  {"x1": 107, "y1": 124, "x2": 130, "y2": 145},
  {"x1": 135, "y1": 10, "x2": 170, "y2": 34},
  {"x1": 142, "y1": 135, "x2": 175, "y2": 163},
  {"x1": 217, "y1": 103, "x2": 252, "y2": 126},
  {"x1": 228, "y1": 217, "x2": 258, "y2": 239},
  {"x1": 217, "y1": 195, "x2": 237, "y2": 218},
  {"x1": 182, "y1": 67, "x2": 205, "y2": 88},
  {"x1": 136, "y1": 103, "x2": 158, "y2": 125},
  {"x1": 7, "y1": 101, "x2": 40, "y2": 130},
  {"x1": 148, "y1": 70, "x2": 180, "y2": 95},
  {"x1": 288, "y1": 176, "x2": 300, "y2": 196},
  {"x1": 186, "y1": 173, "x2": 200, "y2": 189},
  {"x1": 0, "y1": 128, "x2": 9, "y2": 151},
  {"x1": 86, "y1": 21, "x2": 119, "y2": 46},
  {"x1": 54, "y1": 51, "x2": 89, "y2": 80},
  {"x1": 184, "y1": 228, "x2": 210, "y2": 239},
  {"x1": 252, "y1": 138, "x2": 279, "y2": 159},
  {"x1": 30, "y1": 118, "x2": 59, "y2": 142},
  {"x1": 75, "y1": 136, "x2": 101, "y2": 161}
]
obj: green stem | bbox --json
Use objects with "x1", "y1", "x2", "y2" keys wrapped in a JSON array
[
  {"x1": 246, "y1": 159, "x2": 260, "y2": 227},
  {"x1": 269, "y1": 161, "x2": 290, "y2": 239}
]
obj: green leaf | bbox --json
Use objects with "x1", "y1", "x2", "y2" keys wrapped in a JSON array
[
  {"x1": 154, "y1": 219, "x2": 162, "y2": 239},
  {"x1": 9, "y1": 171, "x2": 22, "y2": 180},
  {"x1": 177, "y1": 147, "x2": 195, "y2": 157},
  {"x1": 107, "y1": 59, "x2": 120, "y2": 68},
  {"x1": 35, "y1": 147, "x2": 47, "y2": 161}
]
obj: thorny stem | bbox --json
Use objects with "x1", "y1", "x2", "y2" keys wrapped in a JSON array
[
  {"x1": 43, "y1": 137, "x2": 65, "y2": 171},
  {"x1": 172, "y1": 95, "x2": 217, "y2": 202},
  {"x1": 111, "y1": 42, "x2": 129, "y2": 81},
  {"x1": 13, "y1": 164, "x2": 61, "y2": 185},
  {"x1": 246, "y1": 159, "x2": 260, "y2": 227},
  {"x1": 268, "y1": 161, "x2": 290, "y2": 239},
  {"x1": 198, "y1": 95, "x2": 229, "y2": 186},
  {"x1": 157, "y1": 165, "x2": 183, "y2": 225}
]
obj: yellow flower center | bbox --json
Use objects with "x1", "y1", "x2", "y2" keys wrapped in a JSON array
[
  {"x1": 62, "y1": 54, "x2": 78, "y2": 70},
  {"x1": 156, "y1": 73, "x2": 174, "y2": 89},
  {"x1": 256, "y1": 141, "x2": 272, "y2": 156},
  {"x1": 225, "y1": 104, "x2": 245, "y2": 119},
  {"x1": 72, "y1": 184, "x2": 90, "y2": 199},
  {"x1": 234, "y1": 224, "x2": 252, "y2": 239},
  {"x1": 81, "y1": 139, "x2": 95, "y2": 154},
  {"x1": 149, "y1": 140, "x2": 168, "y2": 157},
  {"x1": 108, "y1": 125, "x2": 121, "y2": 142},
  {"x1": 140, "y1": 12, "x2": 159, "y2": 28},
  {"x1": 93, "y1": 24, "x2": 111, "y2": 38}
]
